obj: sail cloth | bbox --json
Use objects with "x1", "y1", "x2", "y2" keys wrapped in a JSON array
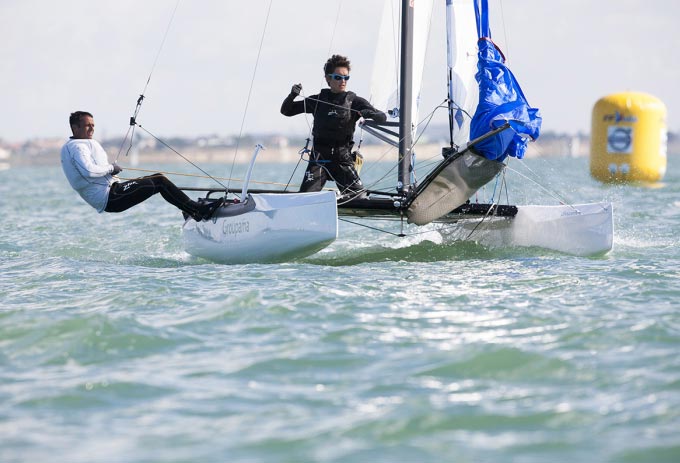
[
  {"x1": 446, "y1": 0, "x2": 479, "y2": 149},
  {"x1": 407, "y1": 0, "x2": 539, "y2": 225},
  {"x1": 370, "y1": 0, "x2": 435, "y2": 127},
  {"x1": 406, "y1": 150, "x2": 504, "y2": 225},
  {"x1": 469, "y1": 0, "x2": 542, "y2": 162}
]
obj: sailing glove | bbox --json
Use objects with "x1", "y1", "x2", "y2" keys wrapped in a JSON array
[
  {"x1": 111, "y1": 163, "x2": 123, "y2": 175},
  {"x1": 291, "y1": 83, "x2": 302, "y2": 96},
  {"x1": 360, "y1": 108, "x2": 387, "y2": 123}
]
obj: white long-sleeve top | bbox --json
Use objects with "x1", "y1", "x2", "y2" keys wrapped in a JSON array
[{"x1": 60, "y1": 138, "x2": 117, "y2": 212}]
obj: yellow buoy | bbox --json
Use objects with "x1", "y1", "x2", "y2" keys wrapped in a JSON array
[{"x1": 590, "y1": 92, "x2": 667, "y2": 183}]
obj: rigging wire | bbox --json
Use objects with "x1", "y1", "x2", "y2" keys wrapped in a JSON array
[
  {"x1": 327, "y1": 0, "x2": 344, "y2": 58},
  {"x1": 511, "y1": 158, "x2": 609, "y2": 213},
  {"x1": 359, "y1": 98, "x2": 471, "y2": 189},
  {"x1": 228, "y1": 0, "x2": 274, "y2": 196},
  {"x1": 498, "y1": 0, "x2": 511, "y2": 61},
  {"x1": 505, "y1": 161, "x2": 577, "y2": 209},
  {"x1": 116, "y1": 0, "x2": 183, "y2": 163},
  {"x1": 339, "y1": 217, "x2": 406, "y2": 237},
  {"x1": 465, "y1": 167, "x2": 513, "y2": 240},
  {"x1": 358, "y1": 101, "x2": 449, "y2": 192},
  {"x1": 300, "y1": 0, "x2": 346, "y2": 139},
  {"x1": 295, "y1": 0, "x2": 361, "y2": 188},
  {"x1": 285, "y1": 0, "x2": 345, "y2": 186},
  {"x1": 281, "y1": 139, "x2": 310, "y2": 192},
  {"x1": 121, "y1": 166, "x2": 303, "y2": 189},
  {"x1": 139, "y1": 1, "x2": 182, "y2": 101},
  {"x1": 135, "y1": 124, "x2": 229, "y2": 190}
]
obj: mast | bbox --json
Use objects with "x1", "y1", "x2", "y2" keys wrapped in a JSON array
[
  {"x1": 445, "y1": 0, "x2": 455, "y2": 148},
  {"x1": 398, "y1": 0, "x2": 414, "y2": 196}
]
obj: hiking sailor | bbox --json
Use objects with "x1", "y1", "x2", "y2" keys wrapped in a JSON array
[
  {"x1": 281, "y1": 54, "x2": 386, "y2": 196},
  {"x1": 60, "y1": 111, "x2": 222, "y2": 221}
]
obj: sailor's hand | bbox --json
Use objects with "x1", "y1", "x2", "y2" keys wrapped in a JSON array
[
  {"x1": 111, "y1": 163, "x2": 123, "y2": 175},
  {"x1": 291, "y1": 83, "x2": 302, "y2": 96},
  {"x1": 362, "y1": 108, "x2": 387, "y2": 123},
  {"x1": 360, "y1": 109, "x2": 374, "y2": 119}
]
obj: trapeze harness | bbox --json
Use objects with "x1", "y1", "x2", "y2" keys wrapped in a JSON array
[{"x1": 301, "y1": 89, "x2": 364, "y2": 194}]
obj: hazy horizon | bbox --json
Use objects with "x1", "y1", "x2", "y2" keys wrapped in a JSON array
[{"x1": 2, "y1": 0, "x2": 678, "y2": 143}]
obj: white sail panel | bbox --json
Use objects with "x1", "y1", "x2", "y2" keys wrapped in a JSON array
[
  {"x1": 448, "y1": 0, "x2": 479, "y2": 148},
  {"x1": 369, "y1": 0, "x2": 435, "y2": 126},
  {"x1": 369, "y1": 0, "x2": 399, "y2": 117},
  {"x1": 412, "y1": 0, "x2": 434, "y2": 125}
]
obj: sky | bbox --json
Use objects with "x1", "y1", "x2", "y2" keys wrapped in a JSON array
[{"x1": 1, "y1": 0, "x2": 679, "y2": 143}]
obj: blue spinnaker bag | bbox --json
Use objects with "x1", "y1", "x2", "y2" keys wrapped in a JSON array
[{"x1": 469, "y1": 0, "x2": 542, "y2": 162}]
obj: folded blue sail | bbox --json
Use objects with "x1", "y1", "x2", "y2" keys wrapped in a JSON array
[{"x1": 469, "y1": 0, "x2": 542, "y2": 162}]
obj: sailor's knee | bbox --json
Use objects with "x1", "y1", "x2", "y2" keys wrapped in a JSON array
[{"x1": 151, "y1": 173, "x2": 172, "y2": 185}]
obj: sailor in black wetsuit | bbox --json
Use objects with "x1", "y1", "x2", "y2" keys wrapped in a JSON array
[{"x1": 281, "y1": 54, "x2": 386, "y2": 196}]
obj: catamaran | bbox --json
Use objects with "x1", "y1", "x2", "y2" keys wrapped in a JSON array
[{"x1": 131, "y1": 0, "x2": 614, "y2": 263}]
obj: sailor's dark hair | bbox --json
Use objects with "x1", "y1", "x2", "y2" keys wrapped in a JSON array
[
  {"x1": 324, "y1": 55, "x2": 351, "y2": 75},
  {"x1": 69, "y1": 111, "x2": 93, "y2": 128}
]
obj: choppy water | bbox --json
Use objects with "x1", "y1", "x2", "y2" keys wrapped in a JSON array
[{"x1": 1, "y1": 156, "x2": 679, "y2": 463}]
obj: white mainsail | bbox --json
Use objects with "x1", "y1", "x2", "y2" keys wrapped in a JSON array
[
  {"x1": 370, "y1": 0, "x2": 479, "y2": 146},
  {"x1": 446, "y1": 0, "x2": 479, "y2": 148},
  {"x1": 369, "y1": 0, "x2": 434, "y2": 128}
]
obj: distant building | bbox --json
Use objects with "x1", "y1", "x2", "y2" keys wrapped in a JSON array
[{"x1": 2, "y1": 130, "x2": 678, "y2": 167}]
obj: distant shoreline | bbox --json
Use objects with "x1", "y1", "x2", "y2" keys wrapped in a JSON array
[{"x1": 3, "y1": 133, "x2": 678, "y2": 168}]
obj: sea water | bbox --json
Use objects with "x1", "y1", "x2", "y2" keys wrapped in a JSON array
[{"x1": 1, "y1": 156, "x2": 678, "y2": 463}]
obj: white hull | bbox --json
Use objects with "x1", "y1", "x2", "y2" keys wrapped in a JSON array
[
  {"x1": 182, "y1": 191, "x2": 338, "y2": 264},
  {"x1": 438, "y1": 202, "x2": 614, "y2": 256}
]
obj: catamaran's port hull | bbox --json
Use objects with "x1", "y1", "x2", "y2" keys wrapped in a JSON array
[{"x1": 182, "y1": 191, "x2": 338, "y2": 264}]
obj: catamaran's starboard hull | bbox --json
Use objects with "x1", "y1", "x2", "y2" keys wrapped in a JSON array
[
  {"x1": 182, "y1": 191, "x2": 338, "y2": 264},
  {"x1": 437, "y1": 202, "x2": 614, "y2": 256}
]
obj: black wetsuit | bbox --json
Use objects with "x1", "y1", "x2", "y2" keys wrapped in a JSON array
[
  {"x1": 105, "y1": 173, "x2": 214, "y2": 220},
  {"x1": 281, "y1": 89, "x2": 386, "y2": 194}
]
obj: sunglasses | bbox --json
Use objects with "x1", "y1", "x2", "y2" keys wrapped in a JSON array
[{"x1": 328, "y1": 73, "x2": 350, "y2": 81}]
